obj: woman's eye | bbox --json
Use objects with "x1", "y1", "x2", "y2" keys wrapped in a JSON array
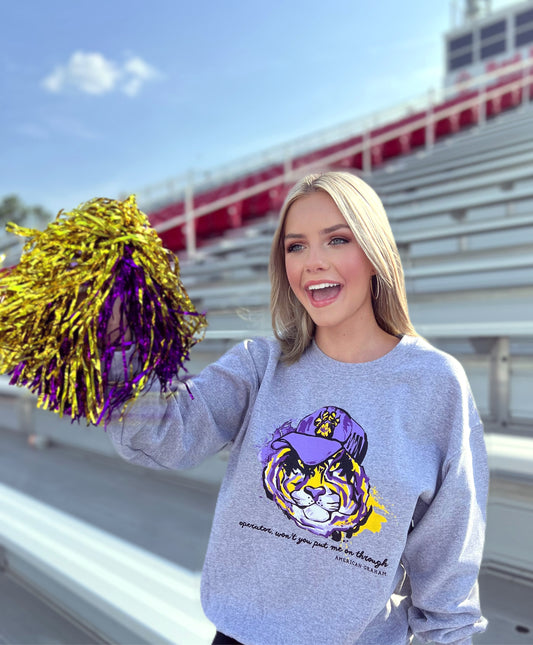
[
  {"x1": 286, "y1": 243, "x2": 304, "y2": 253},
  {"x1": 330, "y1": 237, "x2": 349, "y2": 246}
]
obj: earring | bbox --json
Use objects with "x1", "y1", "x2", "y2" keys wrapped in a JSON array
[{"x1": 371, "y1": 276, "x2": 380, "y2": 300}]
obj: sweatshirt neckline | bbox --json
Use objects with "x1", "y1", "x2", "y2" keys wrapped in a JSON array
[{"x1": 307, "y1": 334, "x2": 417, "y2": 372}]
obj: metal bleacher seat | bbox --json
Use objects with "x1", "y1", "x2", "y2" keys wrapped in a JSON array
[{"x1": 371, "y1": 107, "x2": 533, "y2": 190}]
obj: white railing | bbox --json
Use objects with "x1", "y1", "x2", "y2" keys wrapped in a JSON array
[
  {"x1": 134, "y1": 56, "x2": 533, "y2": 206},
  {"x1": 129, "y1": 56, "x2": 533, "y2": 257},
  {"x1": 202, "y1": 322, "x2": 533, "y2": 341}
]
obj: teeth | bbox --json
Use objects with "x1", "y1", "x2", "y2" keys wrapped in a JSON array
[{"x1": 307, "y1": 283, "x2": 339, "y2": 290}]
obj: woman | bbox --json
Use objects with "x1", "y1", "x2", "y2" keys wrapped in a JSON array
[{"x1": 107, "y1": 171, "x2": 488, "y2": 645}]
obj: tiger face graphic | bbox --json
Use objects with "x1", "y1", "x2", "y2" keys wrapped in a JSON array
[{"x1": 260, "y1": 407, "x2": 387, "y2": 541}]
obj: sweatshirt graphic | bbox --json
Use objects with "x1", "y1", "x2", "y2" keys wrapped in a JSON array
[{"x1": 260, "y1": 406, "x2": 388, "y2": 542}]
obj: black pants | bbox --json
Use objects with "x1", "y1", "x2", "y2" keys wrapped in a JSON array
[{"x1": 212, "y1": 630, "x2": 243, "y2": 645}]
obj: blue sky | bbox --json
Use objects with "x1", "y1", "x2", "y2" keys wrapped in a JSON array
[{"x1": 1, "y1": 0, "x2": 517, "y2": 217}]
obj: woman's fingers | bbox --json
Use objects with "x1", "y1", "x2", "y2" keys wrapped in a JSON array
[{"x1": 106, "y1": 296, "x2": 132, "y2": 344}]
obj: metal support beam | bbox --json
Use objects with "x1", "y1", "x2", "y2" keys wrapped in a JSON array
[
  {"x1": 491, "y1": 337, "x2": 511, "y2": 431},
  {"x1": 426, "y1": 89, "x2": 435, "y2": 151},
  {"x1": 479, "y1": 86, "x2": 487, "y2": 128},
  {"x1": 185, "y1": 178, "x2": 196, "y2": 258},
  {"x1": 362, "y1": 128, "x2": 371, "y2": 175}
]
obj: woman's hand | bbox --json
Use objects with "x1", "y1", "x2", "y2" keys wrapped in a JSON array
[{"x1": 105, "y1": 295, "x2": 132, "y2": 346}]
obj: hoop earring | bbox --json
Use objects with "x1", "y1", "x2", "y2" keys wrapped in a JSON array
[{"x1": 371, "y1": 276, "x2": 380, "y2": 300}]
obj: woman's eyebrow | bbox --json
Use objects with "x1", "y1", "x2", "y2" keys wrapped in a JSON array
[
  {"x1": 322, "y1": 223, "x2": 351, "y2": 235},
  {"x1": 284, "y1": 223, "x2": 351, "y2": 240}
]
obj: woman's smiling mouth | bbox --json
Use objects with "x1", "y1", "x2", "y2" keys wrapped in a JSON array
[{"x1": 306, "y1": 282, "x2": 342, "y2": 305}]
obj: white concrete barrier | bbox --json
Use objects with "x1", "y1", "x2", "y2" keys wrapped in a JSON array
[
  {"x1": 484, "y1": 434, "x2": 533, "y2": 582},
  {"x1": 0, "y1": 482, "x2": 215, "y2": 645},
  {"x1": 485, "y1": 433, "x2": 533, "y2": 478}
]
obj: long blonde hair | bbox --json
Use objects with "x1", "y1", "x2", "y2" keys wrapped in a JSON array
[{"x1": 269, "y1": 171, "x2": 417, "y2": 363}]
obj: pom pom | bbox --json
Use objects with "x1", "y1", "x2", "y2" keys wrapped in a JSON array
[{"x1": 0, "y1": 195, "x2": 207, "y2": 426}]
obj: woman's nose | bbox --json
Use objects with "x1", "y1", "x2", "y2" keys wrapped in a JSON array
[{"x1": 305, "y1": 246, "x2": 329, "y2": 271}]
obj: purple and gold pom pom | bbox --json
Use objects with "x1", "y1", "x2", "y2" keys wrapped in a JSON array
[{"x1": 0, "y1": 195, "x2": 207, "y2": 426}]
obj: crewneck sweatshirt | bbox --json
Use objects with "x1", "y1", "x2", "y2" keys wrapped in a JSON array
[{"x1": 107, "y1": 334, "x2": 488, "y2": 645}]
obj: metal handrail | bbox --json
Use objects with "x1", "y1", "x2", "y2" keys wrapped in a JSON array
[
  {"x1": 147, "y1": 57, "x2": 533, "y2": 256},
  {"x1": 136, "y1": 56, "x2": 533, "y2": 207},
  {"x1": 202, "y1": 323, "x2": 533, "y2": 341}
]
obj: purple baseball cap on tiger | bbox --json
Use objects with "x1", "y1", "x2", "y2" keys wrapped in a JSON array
[{"x1": 271, "y1": 406, "x2": 368, "y2": 466}]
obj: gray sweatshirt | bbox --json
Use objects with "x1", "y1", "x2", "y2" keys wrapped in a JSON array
[{"x1": 107, "y1": 334, "x2": 488, "y2": 645}]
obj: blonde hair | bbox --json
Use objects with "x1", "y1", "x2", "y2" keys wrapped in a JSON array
[{"x1": 269, "y1": 171, "x2": 417, "y2": 363}]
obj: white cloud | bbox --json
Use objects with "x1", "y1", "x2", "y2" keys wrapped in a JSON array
[
  {"x1": 123, "y1": 56, "x2": 158, "y2": 80},
  {"x1": 41, "y1": 51, "x2": 161, "y2": 97},
  {"x1": 121, "y1": 56, "x2": 161, "y2": 96},
  {"x1": 42, "y1": 52, "x2": 119, "y2": 95}
]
